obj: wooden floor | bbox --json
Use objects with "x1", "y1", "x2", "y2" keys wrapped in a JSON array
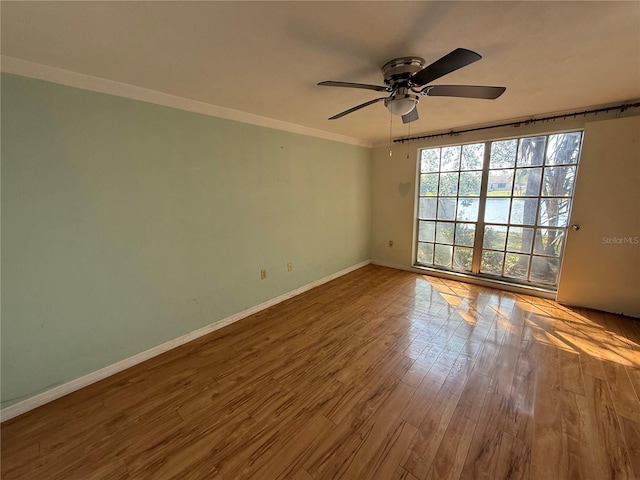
[{"x1": 2, "y1": 265, "x2": 640, "y2": 480}]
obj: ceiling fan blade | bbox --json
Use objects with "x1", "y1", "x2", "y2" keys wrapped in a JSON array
[
  {"x1": 328, "y1": 97, "x2": 386, "y2": 120},
  {"x1": 425, "y1": 85, "x2": 506, "y2": 99},
  {"x1": 410, "y1": 48, "x2": 482, "y2": 86},
  {"x1": 318, "y1": 81, "x2": 389, "y2": 92},
  {"x1": 402, "y1": 107, "x2": 419, "y2": 124}
]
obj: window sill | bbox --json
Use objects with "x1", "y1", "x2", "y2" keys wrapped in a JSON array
[{"x1": 411, "y1": 263, "x2": 557, "y2": 299}]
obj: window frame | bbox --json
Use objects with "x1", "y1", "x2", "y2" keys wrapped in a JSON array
[{"x1": 413, "y1": 129, "x2": 583, "y2": 290}]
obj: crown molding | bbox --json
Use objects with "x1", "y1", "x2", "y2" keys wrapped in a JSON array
[{"x1": 1, "y1": 56, "x2": 372, "y2": 148}]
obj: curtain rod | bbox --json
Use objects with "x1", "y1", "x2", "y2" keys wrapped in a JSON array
[{"x1": 393, "y1": 101, "x2": 640, "y2": 144}]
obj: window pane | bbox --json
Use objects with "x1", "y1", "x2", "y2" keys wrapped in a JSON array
[
  {"x1": 437, "y1": 198, "x2": 456, "y2": 220},
  {"x1": 485, "y1": 198, "x2": 511, "y2": 224},
  {"x1": 490, "y1": 140, "x2": 517, "y2": 169},
  {"x1": 439, "y1": 172, "x2": 459, "y2": 196},
  {"x1": 510, "y1": 198, "x2": 538, "y2": 225},
  {"x1": 459, "y1": 172, "x2": 482, "y2": 196},
  {"x1": 533, "y1": 228, "x2": 564, "y2": 256},
  {"x1": 435, "y1": 222, "x2": 455, "y2": 244},
  {"x1": 419, "y1": 173, "x2": 439, "y2": 196},
  {"x1": 434, "y1": 244, "x2": 453, "y2": 267},
  {"x1": 418, "y1": 221, "x2": 436, "y2": 242},
  {"x1": 513, "y1": 168, "x2": 542, "y2": 197},
  {"x1": 455, "y1": 223, "x2": 476, "y2": 247},
  {"x1": 454, "y1": 247, "x2": 473, "y2": 271},
  {"x1": 530, "y1": 256, "x2": 559, "y2": 285},
  {"x1": 506, "y1": 227, "x2": 534, "y2": 253},
  {"x1": 504, "y1": 253, "x2": 530, "y2": 280},
  {"x1": 542, "y1": 166, "x2": 576, "y2": 197},
  {"x1": 457, "y1": 198, "x2": 479, "y2": 222},
  {"x1": 421, "y1": 148, "x2": 440, "y2": 172},
  {"x1": 481, "y1": 250, "x2": 504, "y2": 275},
  {"x1": 440, "y1": 146, "x2": 461, "y2": 171},
  {"x1": 483, "y1": 225, "x2": 508, "y2": 250},
  {"x1": 418, "y1": 197, "x2": 437, "y2": 219},
  {"x1": 546, "y1": 132, "x2": 582, "y2": 165},
  {"x1": 461, "y1": 143, "x2": 484, "y2": 170},
  {"x1": 487, "y1": 169, "x2": 514, "y2": 196},
  {"x1": 517, "y1": 136, "x2": 546, "y2": 167},
  {"x1": 417, "y1": 242, "x2": 434, "y2": 264},
  {"x1": 538, "y1": 198, "x2": 571, "y2": 227}
]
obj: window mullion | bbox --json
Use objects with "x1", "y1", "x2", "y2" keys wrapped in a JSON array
[{"x1": 471, "y1": 141, "x2": 492, "y2": 273}]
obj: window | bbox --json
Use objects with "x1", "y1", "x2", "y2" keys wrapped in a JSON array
[{"x1": 416, "y1": 131, "x2": 582, "y2": 289}]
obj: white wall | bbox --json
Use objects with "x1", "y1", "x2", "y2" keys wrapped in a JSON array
[{"x1": 557, "y1": 116, "x2": 640, "y2": 317}]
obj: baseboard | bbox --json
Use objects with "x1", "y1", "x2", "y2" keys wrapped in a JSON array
[
  {"x1": 370, "y1": 259, "x2": 424, "y2": 274},
  {"x1": 0, "y1": 260, "x2": 371, "y2": 422}
]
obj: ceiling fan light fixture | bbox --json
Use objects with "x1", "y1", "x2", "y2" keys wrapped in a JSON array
[{"x1": 385, "y1": 91, "x2": 419, "y2": 116}]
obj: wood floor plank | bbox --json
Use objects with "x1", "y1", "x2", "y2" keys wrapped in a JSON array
[
  {"x1": 390, "y1": 466, "x2": 421, "y2": 480},
  {"x1": 289, "y1": 469, "x2": 315, "y2": 480},
  {"x1": 2, "y1": 265, "x2": 640, "y2": 480},
  {"x1": 618, "y1": 416, "x2": 640, "y2": 478},
  {"x1": 339, "y1": 415, "x2": 416, "y2": 480},
  {"x1": 558, "y1": 389, "x2": 591, "y2": 480},
  {"x1": 423, "y1": 372, "x2": 491, "y2": 480},
  {"x1": 368, "y1": 420, "x2": 419, "y2": 480},
  {"x1": 580, "y1": 373, "x2": 635, "y2": 480},
  {"x1": 459, "y1": 389, "x2": 508, "y2": 480},
  {"x1": 494, "y1": 432, "x2": 530, "y2": 480},
  {"x1": 335, "y1": 381, "x2": 417, "y2": 480},
  {"x1": 530, "y1": 344, "x2": 565, "y2": 479},
  {"x1": 602, "y1": 361, "x2": 640, "y2": 422},
  {"x1": 557, "y1": 347, "x2": 585, "y2": 396},
  {"x1": 627, "y1": 366, "x2": 640, "y2": 399},
  {"x1": 248, "y1": 413, "x2": 336, "y2": 480},
  {"x1": 302, "y1": 418, "x2": 376, "y2": 480},
  {"x1": 400, "y1": 355, "x2": 478, "y2": 479}
]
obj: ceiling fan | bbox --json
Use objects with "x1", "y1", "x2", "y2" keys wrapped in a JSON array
[{"x1": 318, "y1": 48, "x2": 506, "y2": 124}]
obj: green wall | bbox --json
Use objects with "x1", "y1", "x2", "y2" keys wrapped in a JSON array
[{"x1": 1, "y1": 73, "x2": 372, "y2": 408}]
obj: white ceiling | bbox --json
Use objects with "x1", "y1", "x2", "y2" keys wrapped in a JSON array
[{"x1": 2, "y1": 1, "x2": 639, "y2": 145}]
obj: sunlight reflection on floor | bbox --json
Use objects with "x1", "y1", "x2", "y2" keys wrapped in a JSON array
[{"x1": 423, "y1": 275, "x2": 640, "y2": 368}]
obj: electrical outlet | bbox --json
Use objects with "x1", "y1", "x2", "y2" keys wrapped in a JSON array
[
  {"x1": 389, "y1": 240, "x2": 393, "y2": 247},
  {"x1": 287, "y1": 263, "x2": 293, "y2": 272},
  {"x1": 261, "y1": 269, "x2": 267, "y2": 280}
]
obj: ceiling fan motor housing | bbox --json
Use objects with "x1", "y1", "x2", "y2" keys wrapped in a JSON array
[{"x1": 381, "y1": 57, "x2": 426, "y2": 86}]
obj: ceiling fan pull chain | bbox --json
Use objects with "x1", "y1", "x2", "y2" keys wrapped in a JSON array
[
  {"x1": 406, "y1": 122, "x2": 411, "y2": 160},
  {"x1": 389, "y1": 113, "x2": 393, "y2": 157}
]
